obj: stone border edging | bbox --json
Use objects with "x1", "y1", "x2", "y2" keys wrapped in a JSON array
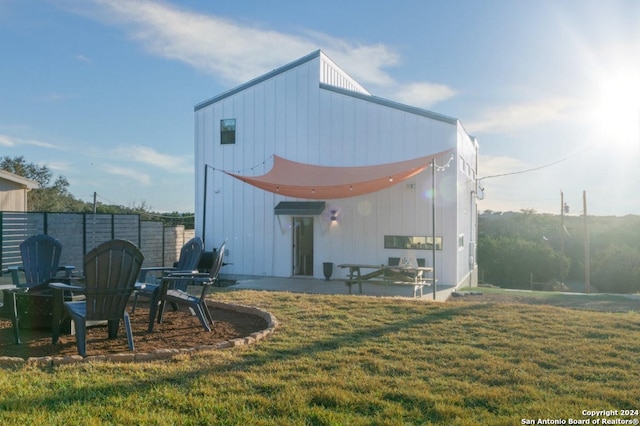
[{"x1": 0, "y1": 301, "x2": 278, "y2": 369}]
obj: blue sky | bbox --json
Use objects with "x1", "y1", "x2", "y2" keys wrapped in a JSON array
[{"x1": 1, "y1": 0, "x2": 639, "y2": 216}]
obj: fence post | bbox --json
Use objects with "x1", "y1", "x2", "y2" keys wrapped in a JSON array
[
  {"x1": 530, "y1": 273, "x2": 533, "y2": 291},
  {"x1": 0, "y1": 212, "x2": 3, "y2": 271}
]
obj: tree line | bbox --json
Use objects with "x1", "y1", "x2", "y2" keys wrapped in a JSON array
[
  {"x1": 1, "y1": 156, "x2": 194, "y2": 228},
  {"x1": 478, "y1": 209, "x2": 640, "y2": 294}
]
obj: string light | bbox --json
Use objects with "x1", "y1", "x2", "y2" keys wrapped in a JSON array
[
  {"x1": 210, "y1": 155, "x2": 275, "y2": 174},
  {"x1": 433, "y1": 154, "x2": 455, "y2": 171}
]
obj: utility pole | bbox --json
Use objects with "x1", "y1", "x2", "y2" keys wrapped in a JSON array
[
  {"x1": 560, "y1": 191, "x2": 565, "y2": 258},
  {"x1": 560, "y1": 190, "x2": 566, "y2": 282},
  {"x1": 583, "y1": 191, "x2": 590, "y2": 293},
  {"x1": 431, "y1": 158, "x2": 436, "y2": 300},
  {"x1": 93, "y1": 192, "x2": 97, "y2": 214}
]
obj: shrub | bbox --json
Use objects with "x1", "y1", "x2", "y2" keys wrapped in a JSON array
[
  {"x1": 591, "y1": 244, "x2": 640, "y2": 293},
  {"x1": 478, "y1": 236, "x2": 570, "y2": 289}
]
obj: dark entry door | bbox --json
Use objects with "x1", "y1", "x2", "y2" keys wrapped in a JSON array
[{"x1": 293, "y1": 217, "x2": 313, "y2": 276}]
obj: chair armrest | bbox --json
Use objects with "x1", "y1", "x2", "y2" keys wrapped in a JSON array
[
  {"x1": 161, "y1": 275, "x2": 213, "y2": 284},
  {"x1": 138, "y1": 266, "x2": 177, "y2": 282},
  {"x1": 166, "y1": 270, "x2": 205, "y2": 277},
  {"x1": 161, "y1": 276, "x2": 215, "y2": 299},
  {"x1": 57, "y1": 265, "x2": 76, "y2": 278},
  {"x1": 7, "y1": 266, "x2": 23, "y2": 286},
  {"x1": 1, "y1": 285, "x2": 18, "y2": 296},
  {"x1": 49, "y1": 282, "x2": 85, "y2": 292},
  {"x1": 134, "y1": 281, "x2": 158, "y2": 290},
  {"x1": 0, "y1": 283, "x2": 17, "y2": 291}
]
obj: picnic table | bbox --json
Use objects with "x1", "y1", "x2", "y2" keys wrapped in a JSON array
[{"x1": 337, "y1": 263, "x2": 433, "y2": 298}]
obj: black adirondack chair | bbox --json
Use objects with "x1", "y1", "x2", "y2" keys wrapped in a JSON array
[
  {"x1": 51, "y1": 239, "x2": 144, "y2": 357},
  {"x1": 131, "y1": 236, "x2": 203, "y2": 332},
  {"x1": 1, "y1": 235, "x2": 78, "y2": 344},
  {"x1": 155, "y1": 242, "x2": 226, "y2": 332}
]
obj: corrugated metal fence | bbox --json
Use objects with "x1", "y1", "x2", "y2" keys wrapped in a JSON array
[{"x1": 0, "y1": 212, "x2": 194, "y2": 273}]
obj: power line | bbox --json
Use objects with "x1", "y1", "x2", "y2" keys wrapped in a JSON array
[
  {"x1": 478, "y1": 144, "x2": 594, "y2": 182},
  {"x1": 479, "y1": 153, "x2": 575, "y2": 182}
]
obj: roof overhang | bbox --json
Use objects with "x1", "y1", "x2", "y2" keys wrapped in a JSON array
[
  {"x1": 274, "y1": 201, "x2": 326, "y2": 215},
  {"x1": 225, "y1": 150, "x2": 452, "y2": 199},
  {"x1": 0, "y1": 170, "x2": 39, "y2": 190}
]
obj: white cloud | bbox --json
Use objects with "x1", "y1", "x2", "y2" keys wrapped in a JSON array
[
  {"x1": 305, "y1": 32, "x2": 401, "y2": 87},
  {"x1": 0, "y1": 133, "x2": 58, "y2": 148},
  {"x1": 476, "y1": 155, "x2": 540, "y2": 213},
  {"x1": 75, "y1": 54, "x2": 92, "y2": 64},
  {"x1": 0, "y1": 134, "x2": 15, "y2": 146},
  {"x1": 44, "y1": 161, "x2": 72, "y2": 172},
  {"x1": 113, "y1": 145, "x2": 191, "y2": 173},
  {"x1": 393, "y1": 82, "x2": 457, "y2": 109},
  {"x1": 467, "y1": 97, "x2": 571, "y2": 134},
  {"x1": 103, "y1": 165, "x2": 151, "y2": 186},
  {"x1": 77, "y1": 0, "x2": 317, "y2": 83},
  {"x1": 67, "y1": 0, "x2": 453, "y2": 106},
  {"x1": 478, "y1": 154, "x2": 527, "y2": 180}
]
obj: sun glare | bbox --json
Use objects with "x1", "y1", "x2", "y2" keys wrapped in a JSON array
[{"x1": 591, "y1": 68, "x2": 640, "y2": 154}]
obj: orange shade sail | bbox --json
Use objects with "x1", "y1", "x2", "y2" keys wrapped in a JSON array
[{"x1": 225, "y1": 150, "x2": 451, "y2": 199}]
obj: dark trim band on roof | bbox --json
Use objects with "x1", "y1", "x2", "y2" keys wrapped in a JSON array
[
  {"x1": 319, "y1": 83, "x2": 459, "y2": 126},
  {"x1": 274, "y1": 201, "x2": 326, "y2": 215}
]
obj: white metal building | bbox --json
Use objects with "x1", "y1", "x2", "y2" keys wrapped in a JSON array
[{"x1": 194, "y1": 50, "x2": 479, "y2": 288}]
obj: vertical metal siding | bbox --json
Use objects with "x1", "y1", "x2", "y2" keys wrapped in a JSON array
[{"x1": 319, "y1": 56, "x2": 369, "y2": 95}]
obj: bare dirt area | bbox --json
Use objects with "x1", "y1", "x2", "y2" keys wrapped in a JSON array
[
  {"x1": 448, "y1": 289, "x2": 640, "y2": 312},
  {"x1": 0, "y1": 300, "x2": 268, "y2": 359}
]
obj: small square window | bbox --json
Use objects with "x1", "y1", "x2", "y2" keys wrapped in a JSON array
[{"x1": 221, "y1": 119, "x2": 236, "y2": 145}]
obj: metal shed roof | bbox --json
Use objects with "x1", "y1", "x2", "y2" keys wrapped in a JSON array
[{"x1": 274, "y1": 201, "x2": 326, "y2": 215}]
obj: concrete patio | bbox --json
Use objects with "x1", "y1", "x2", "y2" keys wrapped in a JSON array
[{"x1": 227, "y1": 276, "x2": 457, "y2": 302}]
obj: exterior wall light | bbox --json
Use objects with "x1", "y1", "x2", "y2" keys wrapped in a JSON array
[{"x1": 330, "y1": 210, "x2": 338, "y2": 221}]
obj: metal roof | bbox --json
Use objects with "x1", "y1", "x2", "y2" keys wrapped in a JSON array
[
  {"x1": 274, "y1": 201, "x2": 326, "y2": 215},
  {"x1": 319, "y1": 83, "x2": 459, "y2": 126},
  {"x1": 195, "y1": 50, "x2": 323, "y2": 111},
  {"x1": 194, "y1": 50, "x2": 460, "y2": 127}
]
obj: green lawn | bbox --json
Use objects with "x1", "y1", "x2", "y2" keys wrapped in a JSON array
[{"x1": 0, "y1": 288, "x2": 638, "y2": 425}]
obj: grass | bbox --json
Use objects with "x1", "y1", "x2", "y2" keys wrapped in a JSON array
[
  {"x1": 462, "y1": 285, "x2": 640, "y2": 312},
  {"x1": 0, "y1": 288, "x2": 639, "y2": 425}
]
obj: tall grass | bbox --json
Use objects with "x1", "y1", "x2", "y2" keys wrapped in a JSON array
[{"x1": 0, "y1": 289, "x2": 638, "y2": 425}]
